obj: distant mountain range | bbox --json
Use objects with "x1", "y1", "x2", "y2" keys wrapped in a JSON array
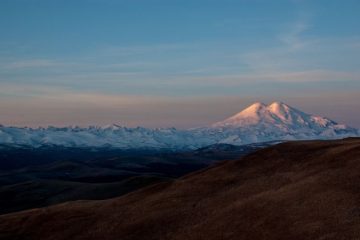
[{"x1": 0, "y1": 102, "x2": 358, "y2": 149}]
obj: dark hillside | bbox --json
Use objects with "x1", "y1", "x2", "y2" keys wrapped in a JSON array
[{"x1": 1, "y1": 138, "x2": 360, "y2": 240}]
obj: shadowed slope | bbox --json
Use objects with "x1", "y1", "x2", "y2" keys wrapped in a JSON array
[{"x1": 1, "y1": 138, "x2": 360, "y2": 240}]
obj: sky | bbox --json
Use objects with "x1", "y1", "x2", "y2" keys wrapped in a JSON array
[{"x1": 0, "y1": 0, "x2": 359, "y2": 128}]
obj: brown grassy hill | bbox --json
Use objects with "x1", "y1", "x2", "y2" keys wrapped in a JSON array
[{"x1": 1, "y1": 138, "x2": 360, "y2": 240}]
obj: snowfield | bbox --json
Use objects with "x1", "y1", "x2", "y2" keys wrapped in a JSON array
[{"x1": 0, "y1": 102, "x2": 358, "y2": 149}]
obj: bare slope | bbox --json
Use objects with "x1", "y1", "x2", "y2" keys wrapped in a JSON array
[{"x1": 1, "y1": 138, "x2": 360, "y2": 240}]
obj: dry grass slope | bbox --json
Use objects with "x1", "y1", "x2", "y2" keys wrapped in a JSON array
[{"x1": 1, "y1": 138, "x2": 360, "y2": 240}]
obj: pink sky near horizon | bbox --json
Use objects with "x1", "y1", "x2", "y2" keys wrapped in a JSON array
[{"x1": 0, "y1": 90, "x2": 359, "y2": 129}]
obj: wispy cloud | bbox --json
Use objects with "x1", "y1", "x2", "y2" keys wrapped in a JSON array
[
  {"x1": 0, "y1": 83, "x2": 159, "y2": 105},
  {"x1": 0, "y1": 18, "x2": 359, "y2": 98},
  {"x1": 2, "y1": 59, "x2": 61, "y2": 70},
  {"x1": 170, "y1": 70, "x2": 360, "y2": 87},
  {"x1": 278, "y1": 20, "x2": 310, "y2": 50},
  {"x1": 240, "y1": 18, "x2": 313, "y2": 73},
  {"x1": 100, "y1": 43, "x2": 191, "y2": 57}
]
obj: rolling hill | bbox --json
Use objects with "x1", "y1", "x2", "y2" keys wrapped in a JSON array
[{"x1": 1, "y1": 138, "x2": 360, "y2": 240}]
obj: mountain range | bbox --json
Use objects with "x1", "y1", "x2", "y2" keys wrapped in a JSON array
[{"x1": 0, "y1": 102, "x2": 358, "y2": 149}]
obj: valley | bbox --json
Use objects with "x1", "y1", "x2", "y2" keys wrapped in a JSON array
[{"x1": 0, "y1": 142, "x2": 272, "y2": 214}]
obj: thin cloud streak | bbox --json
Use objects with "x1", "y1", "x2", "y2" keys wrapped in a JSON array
[
  {"x1": 1, "y1": 59, "x2": 61, "y2": 70},
  {"x1": 169, "y1": 70, "x2": 360, "y2": 86},
  {"x1": 279, "y1": 19, "x2": 310, "y2": 50}
]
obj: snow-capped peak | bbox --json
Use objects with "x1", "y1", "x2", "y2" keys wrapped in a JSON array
[
  {"x1": 236, "y1": 102, "x2": 267, "y2": 118},
  {"x1": 211, "y1": 102, "x2": 267, "y2": 127},
  {"x1": 212, "y1": 101, "x2": 334, "y2": 129},
  {"x1": 101, "y1": 124, "x2": 123, "y2": 130},
  {"x1": 268, "y1": 101, "x2": 290, "y2": 115},
  {"x1": 267, "y1": 101, "x2": 301, "y2": 124}
]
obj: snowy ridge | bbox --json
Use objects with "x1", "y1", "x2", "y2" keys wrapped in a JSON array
[{"x1": 0, "y1": 102, "x2": 358, "y2": 149}]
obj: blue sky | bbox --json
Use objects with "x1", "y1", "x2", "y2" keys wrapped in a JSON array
[{"x1": 0, "y1": 0, "x2": 360, "y2": 127}]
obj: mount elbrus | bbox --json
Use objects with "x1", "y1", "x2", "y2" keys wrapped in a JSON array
[{"x1": 0, "y1": 102, "x2": 358, "y2": 149}]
